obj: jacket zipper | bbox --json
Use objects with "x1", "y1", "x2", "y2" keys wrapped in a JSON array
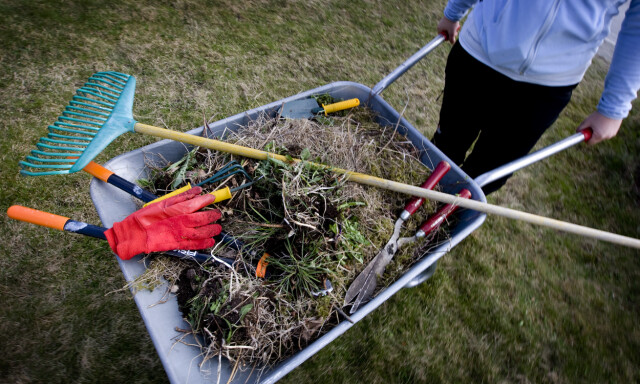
[{"x1": 518, "y1": 0, "x2": 563, "y2": 75}]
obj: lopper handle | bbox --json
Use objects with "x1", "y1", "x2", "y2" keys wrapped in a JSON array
[
  {"x1": 80, "y1": 162, "x2": 251, "y2": 264},
  {"x1": 403, "y1": 161, "x2": 451, "y2": 216},
  {"x1": 418, "y1": 189, "x2": 472, "y2": 236},
  {"x1": 82, "y1": 160, "x2": 114, "y2": 182},
  {"x1": 8, "y1": 205, "x2": 69, "y2": 231},
  {"x1": 321, "y1": 98, "x2": 360, "y2": 115},
  {"x1": 371, "y1": 34, "x2": 446, "y2": 96},
  {"x1": 7, "y1": 205, "x2": 106, "y2": 238}
]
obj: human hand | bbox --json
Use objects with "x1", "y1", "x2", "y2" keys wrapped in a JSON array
[
  {"x1": 438, "y1": 16, "x2": 460, "y2": 44},
  {"x1": 576, "y1": 111, "x2": 622, "y2": 145},
  {"x1": 104, "y1": 186, "x2": 222, "y2": 260}
]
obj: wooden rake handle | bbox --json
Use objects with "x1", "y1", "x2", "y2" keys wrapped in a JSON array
[{"x1": 133, "y1": 123, "x2": 640, "y2": 249}]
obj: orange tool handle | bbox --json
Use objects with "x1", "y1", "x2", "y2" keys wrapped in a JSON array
[
  {"x1": 7, "y1": 205, "x2": 69, "y2": 231},
  {"x1": 255, "y1": 252, "x2": 271, "y2": 278},
  {"x1": 67, "y1": 157, "x2": 115, "y2": 182},
  {"x1": 82, "y1": 160, "x2": 115, "y2": 182}
]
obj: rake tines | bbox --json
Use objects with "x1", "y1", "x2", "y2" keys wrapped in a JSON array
[{"x1": 20, "y1": 71, "x2": 135, "y2": 176}]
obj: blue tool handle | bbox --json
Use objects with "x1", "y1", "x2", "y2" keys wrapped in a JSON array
[
  {"x1": 106, "y1": 173, "x2": 158, "y2": 203},
  {"x1": 63, "y1": 220, "x2": 108, "y2": 240}
]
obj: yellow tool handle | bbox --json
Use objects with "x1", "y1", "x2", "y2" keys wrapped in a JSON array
[
  {"x1": 322, "y1": 98, "x2": 360, "y2": 115},
  {"x1": 142, "y1": 183, "x2": 233, "y2": 207},
  {"x1": 133, "y1": 122, "x2": 640, "y2": 249},
  {"x1": 210, "y1": 187, "x2": 232, "y2": 202}
]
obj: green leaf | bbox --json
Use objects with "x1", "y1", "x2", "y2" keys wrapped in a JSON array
[
  {"x1": 268, "y1": 156, "x2": 288, "y2": 168},
  {"x1": 239, "y1": 303, "x2": 253, "y2": 320},
  {"x1": 137, "y1": 178, "x2": 153, "y2": 189},
  {"x1": 172, "y1": 147, "x2": 198, "y2": 189},
  {"x1": 338, "y1": 201, "x2": 366, "y2": 210}
]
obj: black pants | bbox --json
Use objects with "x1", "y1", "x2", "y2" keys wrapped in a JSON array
[{"x1": 432, "y1": 42, "x2": 577, "y2": 195}]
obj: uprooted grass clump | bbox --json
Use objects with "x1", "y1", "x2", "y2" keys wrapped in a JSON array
[{"x1": 135, "y1": 104, "x2": 451, "y2": 372}]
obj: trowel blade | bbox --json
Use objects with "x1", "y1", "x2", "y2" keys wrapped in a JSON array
[{"x1": 279, "y1": 98, "x2": 320, "y2": 119}]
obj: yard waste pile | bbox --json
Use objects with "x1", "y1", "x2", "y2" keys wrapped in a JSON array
[{"x1": 133, "y1": 103, "x2": 451, "y2": 370}]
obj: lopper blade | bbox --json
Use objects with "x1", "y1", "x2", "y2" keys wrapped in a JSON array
[{"x1": 344, "y1": 235, "x2": 398, "y2": 313}]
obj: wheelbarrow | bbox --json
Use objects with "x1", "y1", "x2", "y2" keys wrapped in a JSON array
[{"x1": 88, "y1": 35, "x2": 486, "y2": 383}]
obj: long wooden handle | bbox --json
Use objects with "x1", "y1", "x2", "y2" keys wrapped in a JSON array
[{"x1": 134, "y1": 122, "x2": 640, "y2": 249}]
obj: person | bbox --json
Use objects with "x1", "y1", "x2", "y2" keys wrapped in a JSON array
[{"x1": 432, "y1": 0, "x2": 640, "y2": 194}]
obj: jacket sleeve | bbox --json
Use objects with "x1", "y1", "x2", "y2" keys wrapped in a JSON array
[
  {"x1": 443, "y1": 0, "x2": 479, "y2": 22},
  {"x1": 598, "y1": 0, "x2": 640, "y2": 119}
]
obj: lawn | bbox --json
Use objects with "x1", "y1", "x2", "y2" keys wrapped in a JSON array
[{"x1": 1, "y1": 0, "x2": 639, "y2": 383}]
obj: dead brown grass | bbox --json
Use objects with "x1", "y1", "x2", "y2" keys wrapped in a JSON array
[{"x1": 132, "y1": 106, "x2": 451, "y2": 375}]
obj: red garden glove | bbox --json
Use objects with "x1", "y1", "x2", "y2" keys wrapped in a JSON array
[{"x1": 104, "y1": 186, "x2": 222, "y2": 260}]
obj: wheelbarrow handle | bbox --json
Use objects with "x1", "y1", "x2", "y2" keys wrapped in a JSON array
[
  {"x1": 403, "y1": 127, "x2": 599, "y2": 288},
  {"x1": 474, "y1": 128, "x2": 593, "y2": 188},
  {"x1": 371, "y1": 34, "x2": 446, "y2": 96}
]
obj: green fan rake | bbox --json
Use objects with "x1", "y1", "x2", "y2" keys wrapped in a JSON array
[
  {"x1": 20, "y1": 71, "x2": 269, "y2": 176},
  {"x1": 21, "y1": 72, "x2": 137, "y2": 176},
  {"x1": 17, "y1": 71, "x2": 640, "y2": 249}
]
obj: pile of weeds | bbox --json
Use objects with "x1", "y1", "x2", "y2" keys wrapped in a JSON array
[{"x1": 135, "y1": 103, "x2": 450, "y2": 373}]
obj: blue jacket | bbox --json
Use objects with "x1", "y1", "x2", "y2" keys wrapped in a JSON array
[{"x1": 444, "y1": 0, "x2": 640, "y2": 119}]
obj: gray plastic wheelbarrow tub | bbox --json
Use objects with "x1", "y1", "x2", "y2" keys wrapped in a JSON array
[{"x1": 90, "y1": 38, "x2": 487, "y2": 384}]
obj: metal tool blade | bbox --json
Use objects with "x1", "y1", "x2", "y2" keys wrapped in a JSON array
[
  {"x1": 344, "y1": 217, "x2": 405, "y2": 312},
  {"x1": 344, "y1": 248, "x2": 383, "y2": 306},
  {"x1": 347, "y1": 244, "x2": 397, "y2": 313},
  {"x1": 279, "y1": 99, "x2": 320, "y2": 119}
]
